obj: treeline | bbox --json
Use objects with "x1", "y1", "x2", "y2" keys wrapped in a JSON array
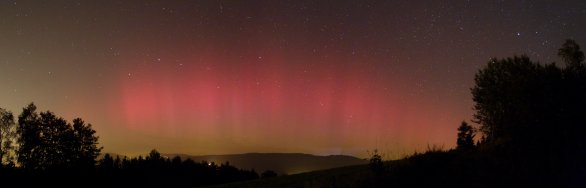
[
  {"x1": 97, "y1": 150, "x2": 260, "y2": 187},
  {"x1": 0, "y1": 104, "x2": 262, "y2": 187}
]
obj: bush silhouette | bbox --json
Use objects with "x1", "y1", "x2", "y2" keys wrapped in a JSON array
[
  {"x1": 456, "y1": 121, "x2": 475, "y2": 150},
  {"x1": 368, "y1": 149, "x2": 386, "y2": 176},
  {"x1": 261, "y1": 170, "x2": 278, "y2": 178}
]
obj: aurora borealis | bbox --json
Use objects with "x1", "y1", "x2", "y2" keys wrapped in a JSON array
[{"x1": 1, "y1": 1, "x2": 585, "y2": 157}]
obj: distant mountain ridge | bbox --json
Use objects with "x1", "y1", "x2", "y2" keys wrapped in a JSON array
[{"x1": 163, "y1": 153, "x2": 367, "y2": 175}]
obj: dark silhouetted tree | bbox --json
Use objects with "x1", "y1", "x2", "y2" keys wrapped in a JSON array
[
  {"x1": 121, "y1": 156, "x2": 130, "y2": 169},
  {"x1": 37, "y1": 111, "x2": 74, "y2": 169},
  {"x1": 72, "y1": 118, "x2": 102, "y2": 169},
  {"x1": 456, "y1": 121, "x2": 475, "y2": 150},
  {"x1": 114, "y1": 156, "x2": 121, "y2": 169},
  {"x1": 471, "y1": 56, "x2": 540, "y2": 143},
  {"x1": 99, "y1": 153, "x2": 115, "y2": 170},
  {"x1": 171, "y1": 156, "x2": 182, "y2": 167},
  {"x1": 146, "y1": 149, "x2": 164, "y2": 172},
  {"x1": 0, "y1": 108, "x2": 16, "y2": 166},
  {"x1": 558, "y1": 39, "x2": 585, "y2": 68},
  {"x1": 17, "y1": 103, "x2": 42, "y2": 170},
  {"x1": 147, "y1": 149, "x2": 162, "y2": 161}
]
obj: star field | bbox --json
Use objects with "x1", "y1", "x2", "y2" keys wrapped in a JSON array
[{"x1": 0, "y1": 0, "x2": 585, "y2": 157}]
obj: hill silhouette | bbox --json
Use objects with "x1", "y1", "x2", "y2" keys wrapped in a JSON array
[{"x1": 164, "y1": 153, "x2": 366, "y2": 175}]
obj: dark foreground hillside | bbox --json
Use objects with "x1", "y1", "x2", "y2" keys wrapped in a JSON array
[{"x1": 211, "y1": 148, "x2": 585, "y2": 188}]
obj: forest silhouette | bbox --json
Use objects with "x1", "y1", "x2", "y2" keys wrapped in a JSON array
[{"x1": 1, "y1": 39, "x2": 586, "y2": 187}]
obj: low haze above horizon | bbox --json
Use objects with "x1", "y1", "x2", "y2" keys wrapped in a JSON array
[{"x1": 1, "y1": 0, "x2": 585, "y2": 158}]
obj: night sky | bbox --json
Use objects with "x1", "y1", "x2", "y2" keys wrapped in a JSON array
[{"x1": 1, "y1": 0, "x2": 585, "y2": 157}]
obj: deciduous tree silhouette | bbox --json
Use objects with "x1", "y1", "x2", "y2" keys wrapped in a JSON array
[
  {"x1": 16, "y1": 103, "x2": 101, "y2": 170},
  {"x1": 38, "y1": 111, "x2": 74, "y2": 169},
  {"x1": 72, "y1": 118, "x2": 102, "y2": 169},
  {"x1": 17, "y1": 103, "x2": 42, "y2": 170},
  {"x1": 0, "y1": 108, "x2": 16, "y2": 166},
  {"x1": 471, "y1": 56, "x2": 541, "y2": 144},
  {"x1": 147, "y1": 149, "x2": 162, "y2": 161},
  {"x1": 558, "y1": 39, "x2": 585, "y2": 68}
]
